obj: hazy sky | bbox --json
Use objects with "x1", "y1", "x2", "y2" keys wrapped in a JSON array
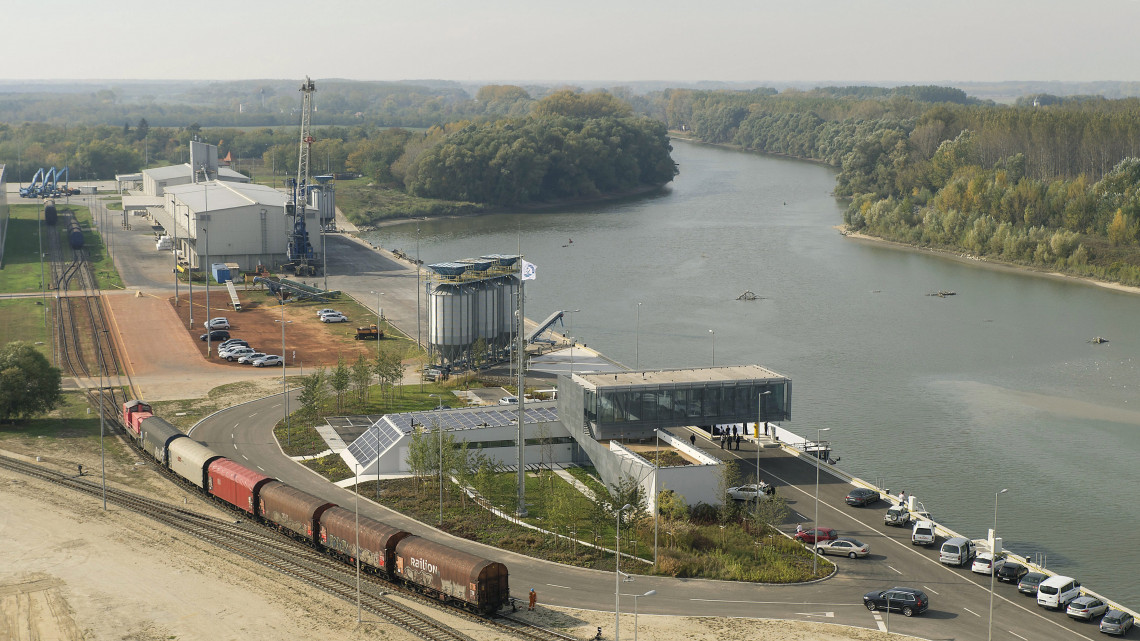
[{"x1": 6, "y1": 0, "x2": 1140, "y2": 84}]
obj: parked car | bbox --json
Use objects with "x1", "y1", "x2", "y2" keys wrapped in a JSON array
[
  {"x1": 316, "y1": 308, "x2": 339, "y2": 317},
  {"x1": 499, "y1": 396, "x2": 519, "y2": 405},
  {"x1": 971, "y1": 552, "x2": 1006, "y2": 575},
  {"x1": 794, "y1": 527, "x2": 837, "y2": 545},
  {"x1": 884, "y1": 505, "x2": 911, "y2": 527},
  {"x1": 845, "y1": 488, "x2": 880, "y2": 507},
  {"x1": 321, "y1": 313, "x2": 349, "y2": 323},
  {"x1": 200, "y1": 330, "x2": 230, "y2": 342},
  {"x1": 996, "y1": 561, "x2": 1029, "y2": 584},
  {"x1": 204, "y1": 317, "x2": 230, "y2": 330},
  {"x1": 218, "y1": 338, "x2": 248, "y2": 350},
  {"x1": 726, "y1": 483, "x2": 774, "y2": 502},
  {"x1": 863, "y1": 587, "x2": 929, "y2": 617},
  {"x1": 237, "y1": 352, "x2": 267, "y2": 365},
  {"x1": 1099, "y1": 609, "x2": 1135, "y2": 635},
  {"x1": 1066, "y1": 596, "x2": 1109, "y2": 621},
  {"x1": 911, "y1": 520, "x2": 936, "y2": 546},
  {"x1": 939, "y1": 537, "x2": 977, "y2": 566},
  {"x1": 222, "y1": 347, "x2": 255, "y2": 362},
  {"x1": 816, "y1": 537, "x2": 869, "y2": 558},
  {"x1": 1037, "y1": 575, "x2": 1082, "y2": 610},
  {"x1": 1018, "y1": 572, "x2": 1048, "y2": 595},
  {"x1": 252, "y1": 354, "x2": 283, "y2": 367}
]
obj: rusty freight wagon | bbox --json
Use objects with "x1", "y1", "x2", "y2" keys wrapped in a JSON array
[
  {"x1": 319, "y1": 507, "x2": 411, "y2": 573},
  {"x1": 394, "y1": 536, "x2": 509, "y2": 614},
  {"x1": 258, "y1": 482, "x2": 334, "y2": 544},
  {"x1": 208, "y1": 459, "x2": 274, "y2": 514}
]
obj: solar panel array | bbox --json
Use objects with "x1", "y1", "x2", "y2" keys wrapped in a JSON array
[
  {"x1": 346, "y1": 420, "x2": 404, "y2": 469},
  {"x1": 346, "y1": 405, "x2": 560, "y2": 469}
]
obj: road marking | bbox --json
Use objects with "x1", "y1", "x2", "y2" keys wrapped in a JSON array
[
  {"x1": 871, "y1": 612, "x2": 886, "y2": 631},
  {"x1": 241, "y1": 454, "x2": 248, "y2": 460},
  {"x1": 886, "y1": 565, "x2": 902, "y2": 575},
  {"x1": 231, "y1": 432, "x2": 235, "y2": 440},
  {"x1": 963, "y1": 607, "x2": 981, "y2": 618},
  {"x1": 1009, "y1": 632, "x2": 1028, "y2": 641},
  {"x1": 795, "y1": 611, "x2": 834, "y2": 618},
  {"x1": 249, "y1": 412, "x2": 258, "y2": 417},
  {"x1": 546, "y1": 584, "x2": 571, "y2": 589},
  {"x1": 234, "y1": 423, "x2": 240, "y2": 429},
  {"x1": 922, "y1": 586, "x2": 939, "y2": 595},
  {"x1": 691, "y1": 598, "x2": 854, "y2": 606},
  {"x1": 233, "y1": 443, "x2": 238, "y2": 450},
  {"x1": 256, "y1": 466, "x2": 265, "y2": 472}
]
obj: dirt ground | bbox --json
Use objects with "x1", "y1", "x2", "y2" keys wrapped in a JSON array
[
  {"x1": 0, "y1": 436, "x2": 917, "y2": 641},
  {"x1": 101, "y1": 287, "x2": 383, "y2": 401}
]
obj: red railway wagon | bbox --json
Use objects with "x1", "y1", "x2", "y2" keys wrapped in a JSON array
[
  {"x1": 207, "y1": 459, "x2": 273, "y2": 515},
  {"x1": 318, "y1": 506, "x2": 411, "y2": 573},
  {"x1": 394, "y1": 536, "x2": 510, "y2": 614},
  {"x1": 258, "y1": 481, "x2": 335, "y2": 544}
]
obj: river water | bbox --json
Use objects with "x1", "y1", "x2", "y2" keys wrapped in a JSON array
[{"x1": 364, "y1": 139, "x2": 1140, "y2": 608}]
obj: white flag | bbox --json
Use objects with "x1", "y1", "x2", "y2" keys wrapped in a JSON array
[{"x1": 520, "y1": 259, "x2": 537, "y2": 281}]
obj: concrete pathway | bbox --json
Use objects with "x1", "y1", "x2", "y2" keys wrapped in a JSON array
[{"x1": 554, "y1": 467, "x2": 597, "y2": 501}]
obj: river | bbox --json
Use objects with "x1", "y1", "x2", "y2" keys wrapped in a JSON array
[{"x1": 363, "y1": 138, "x2": 1140, "y2": 608}]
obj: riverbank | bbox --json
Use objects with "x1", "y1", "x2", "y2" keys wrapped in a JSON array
[{"x1": 837, "y1": 225, "x2": 1140, "y2": 298}]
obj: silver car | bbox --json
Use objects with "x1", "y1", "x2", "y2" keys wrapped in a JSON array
[
  {"x1": 237, "y1": 352, "x2": 266, "y2": 365},
  {"x1": 815, "y1": 537, "x2": 869, "y2": 558},
  {"x1": 1065, "y1": 595, "x2": 1108, "y2": 621},
  {"x1": 726, "y1": 483, "x2": 774, "y2": 502},
  {"x1": 1100, "y1": 609, "x2": 1134, "y2": 635}
]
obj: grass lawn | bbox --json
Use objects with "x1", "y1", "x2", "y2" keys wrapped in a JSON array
[
  {"x1": 0, "y1": 298, "x2": 53, "y2": 359},
  {"x1": 336, "y1": 179, "x2": 485, "y2": 227},
  {"x1": 0, "y1": 204, "x2": 54, "y2": 293}
]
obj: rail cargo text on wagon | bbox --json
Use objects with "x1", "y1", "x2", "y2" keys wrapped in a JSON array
[{"x1": 410, "y1": 557, "x2": 439, "y2": 575}]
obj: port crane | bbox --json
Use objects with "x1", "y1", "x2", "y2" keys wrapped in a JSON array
[{"x1": 283, "y1": 76, "x2": 319, "y2": 276}]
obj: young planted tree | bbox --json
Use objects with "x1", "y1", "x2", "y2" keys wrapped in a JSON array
[
  {"x1": 296, "y1": 367, "x2": 329, "y2": 421},
  {"x1": 717, "y1": 460, "x2": 742, "y2": 524},
  {"x1": 350, "y1": 354, "x2": 372, "y2": 408}
]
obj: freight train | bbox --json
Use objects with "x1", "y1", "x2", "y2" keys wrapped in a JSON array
[{"x1": 121, "y1": 400, "x2": 510, "y2": 614}]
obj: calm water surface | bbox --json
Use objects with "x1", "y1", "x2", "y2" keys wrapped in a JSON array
[{"x1": 365, "y1": 140, "x2": 1140, "y2": 607}]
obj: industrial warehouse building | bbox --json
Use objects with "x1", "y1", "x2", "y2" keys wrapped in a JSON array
[{"x1": 121, "y1": 142, "x2": 329, "y2": 273}]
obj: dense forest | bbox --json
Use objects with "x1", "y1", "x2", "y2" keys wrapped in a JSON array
[
  {"x1": 645, "y1": 86, "x2": 1140, "y2": 286},
  {"x1": 0, "y1": 86, "x2": 676, "y2": 216}
]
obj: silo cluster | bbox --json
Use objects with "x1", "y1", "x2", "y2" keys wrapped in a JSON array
[{"x1": 427, "y1": 254, "x2": 520, "y2": 368}]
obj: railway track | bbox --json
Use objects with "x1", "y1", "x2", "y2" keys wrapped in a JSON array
[{"x1": 27, "y1": 205, "x2": 578, "y2": 641}]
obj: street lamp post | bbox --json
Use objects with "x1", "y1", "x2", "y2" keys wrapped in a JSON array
[
  {"x1": 708, "y1": 329, "x2": 715, "y2": 366},
  {"x1": 355, "y1": 462, "x2": 362, "y2": 624},
  {"x1": 755, "y1": 390, "x2": 772, "y2": 517},
  {"x1": 615, "y1": 503, "x2": 631, "y2": 641},
  {"x1": 275, "y1": 307, "x2": 293, "y2": 446},
  {"x1": 172, "y1": 201, "x2": 179, "y2": 307},
  {"x1": 812, "y1": 426, "x2": 831, "y2": 576},
  {"x1": 989, "y1": 488, "x2": 1009, "y2": 641},
  {"x1": 565, "y1": 309, "x2": 580, "y2": 376},
  {"x1": 632, "y1": 590, "x2": 656, "y2": 641},
  {"x1": 430, "y1": 395, "x2": 444, "y2": 526},
  {"x1": 370, "y1": 290, "x2": 384, "y2": 361},
  {"x1": 635, "y1": 302, "x2": 642, "y2": 370},
  {"x1": 653, "y1": 428, "x2": 659, "y2": 566},
  {"x1": 186, "y1": 209, "x2": 193, "y2": 329}
]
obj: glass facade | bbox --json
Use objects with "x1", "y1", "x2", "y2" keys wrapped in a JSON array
[{"x1": 583, "y1": 379, "x2": 790, "y2": 438}]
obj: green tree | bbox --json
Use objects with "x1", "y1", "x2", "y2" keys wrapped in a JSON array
[
  {"x1": 297, "y1": 367, "x2": 329, "y2": 419},
  {"x1": 0, "y1": 343, "x2": 62, "y2": 421},
  {"x1": 350, "y1": 354, "x2": 372, "y2": 409}
]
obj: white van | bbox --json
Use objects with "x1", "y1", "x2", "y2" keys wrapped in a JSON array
[
  {"x1": 1037, "y1": 575, "x2": 1081, "y2": 609},
  {"x1": 911, "y1": 520, "x2": 935, "y2": 546},
  {"x1": 939, "y1": 537, "x2": 976, "y2": 566}
]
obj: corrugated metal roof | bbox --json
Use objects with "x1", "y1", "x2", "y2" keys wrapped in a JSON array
[
  {"x1": 143, "y1": 164, "x2": 249, "y2": 183},
  {"x1": 167, "y1": 181, "x2": 287, "y2": 213}
]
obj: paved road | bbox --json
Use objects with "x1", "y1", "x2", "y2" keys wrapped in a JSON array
[{"x1": 190, "y1": 393, "x2": 1105, "y2": 641}]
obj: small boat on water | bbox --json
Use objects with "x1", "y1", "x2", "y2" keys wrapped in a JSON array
[
  {"x1": 737, "y1": 290, "x2": 761, "y2": 301},
  {"x1": 1088, "y1": 336, "x2": 1109, "y2": 344},
  {"x1": 926, "y1": 290, "x2": 957, "y2": 297}
]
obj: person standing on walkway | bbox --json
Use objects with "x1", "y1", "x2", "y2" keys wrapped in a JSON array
[
  {"x1": 690, "y1": 434, "x2": 697, "y2": 447},
  {"x1": 528, "y1": 588, "x2": 537, "y2": 611},
  {"x1": 735, "y1": 434, "x2": 741, "y2": 450}
]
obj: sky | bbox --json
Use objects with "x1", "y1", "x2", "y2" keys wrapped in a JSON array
[{"x1": 4, "y1": 0, "x2": 1140, "y2": 84}]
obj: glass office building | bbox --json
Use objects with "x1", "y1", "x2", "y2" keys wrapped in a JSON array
[{"x1": 560, "y1": 365, "x2": 791, "y2": 440}]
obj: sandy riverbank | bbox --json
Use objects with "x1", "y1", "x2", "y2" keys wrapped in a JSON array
[{"x1": 838, "y1": 225, "x2": 1140, "y2": 297}]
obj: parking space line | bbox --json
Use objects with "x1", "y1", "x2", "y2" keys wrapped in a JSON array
[
  {"x1": 691, "y1": 598, "x2": 855, "y2": 606},
  {"x1": 546, "y1": 584, "x2": 571, "y2": 589},
  {"x1": 886, "y1": 565, "x2": 902, "y2": 575},
  {"x1": 963, "y1": 607, "x2": 981, "y2": 617},
  {"x1": 1008, "y1": 632, "x2": 1028, "y2": 640},
  {"x1": 922, "y1": 586, "x2": 939, "y2": 595}
]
